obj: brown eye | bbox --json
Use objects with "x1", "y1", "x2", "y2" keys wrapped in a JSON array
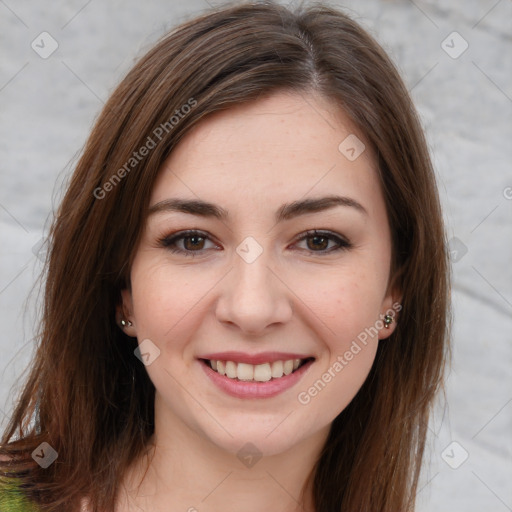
[
  {"x1": 306, "y1": 234, "x2": 329, "y2": 251},
  {"x1": 183, "y1": 235, "x2": 206, "y2": 251},
  {"x1": 295, "y1": 230, "x2": 352, "y2": 254},
  {"x1": 159, "y1": 230, "x2": 219, "y2": 257}
]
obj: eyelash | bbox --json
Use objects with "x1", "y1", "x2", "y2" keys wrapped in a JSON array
[{"x1": 158, "y1": 229, "x2": 352, "y2": 257}]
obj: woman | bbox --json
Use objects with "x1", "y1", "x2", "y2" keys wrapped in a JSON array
[{"x1": 0, "y1": 1, "x2": 451, "y2": 511}]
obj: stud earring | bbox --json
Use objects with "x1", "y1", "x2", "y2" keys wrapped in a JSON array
[
  {"x1": 383, "y1": 315, "x2": 394, "y2": 328},
  {"x1": 120, "y1": 319, "x2": 133, "y2": 328}
]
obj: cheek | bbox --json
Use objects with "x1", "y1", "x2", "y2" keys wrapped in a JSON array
[
  {"x1": 129, "y1": 260, "x2": 216, "y2": 352},
  {"x1": 294, "y1": 265, "x2": 383, "y2": 404},
  {"x1": 130, "y1": 264, "x2": 186, "y2": 339},
  {"x1": 296, "y1": 264, "x2": 384, "y2": 339},
  {"x1": 297, "y1": 282, "x2": 381, "y2": 419},
  {"x1": 298, "y1": 342, "x2": 378, "y2": 424}
]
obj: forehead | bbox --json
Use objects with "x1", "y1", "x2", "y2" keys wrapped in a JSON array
[{"x1": 151, "y1": 90, "x2": 382, "y2": 219}]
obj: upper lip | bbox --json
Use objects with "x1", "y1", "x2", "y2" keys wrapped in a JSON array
[{"x1": 198, "y1": 351, "x2": 314, "y2": 365}]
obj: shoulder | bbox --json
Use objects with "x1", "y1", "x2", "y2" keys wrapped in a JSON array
[
  {"x1": 0, "y1": 476, "x2": 40, "y2": 511},
  {"x1": 0, "y1": 457, "x2": 91, "y2": 512},
  {"x1": 0, "y1": 455, "x2": 40, "y2": 512}
]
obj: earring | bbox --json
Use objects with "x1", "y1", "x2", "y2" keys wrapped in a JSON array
[
  {"x1": 383, "y1": 315, "x2": 394, "y2": 328},
  {"x1": 120, "y1": 319, "x2": 133, "y2": 328}
]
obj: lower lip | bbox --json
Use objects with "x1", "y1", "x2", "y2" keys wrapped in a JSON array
[{"x1": 199, "y1": 359, "x2": 314, "y2": 399}]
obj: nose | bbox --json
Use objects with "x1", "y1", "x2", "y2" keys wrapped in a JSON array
[{"x1": 215, "y1": 245, "x2": 293, "y2": 336}]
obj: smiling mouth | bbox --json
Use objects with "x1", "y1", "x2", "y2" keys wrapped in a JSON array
[{"x1": 200, "y1": 357, "x2": 314, "y2": 382}]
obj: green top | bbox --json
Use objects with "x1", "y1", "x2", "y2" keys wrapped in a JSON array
[{"x1": 0, "y1": 478, "x2": 39, "y2": 511}]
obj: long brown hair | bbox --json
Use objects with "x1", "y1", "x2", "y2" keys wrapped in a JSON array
[{"x1": 0, "y1": 2, "x2": 451, "y2": 510}]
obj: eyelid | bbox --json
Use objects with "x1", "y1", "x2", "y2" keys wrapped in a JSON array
[
  {"x1": 292, "y1": 230, "x2": 352, "y2": 252},
  {"x1": 158, "y1": 228, "x2": 352, "y2": 256},
  {"x1": 158, "y1": 229, "x2": 219, "y2": 256}
]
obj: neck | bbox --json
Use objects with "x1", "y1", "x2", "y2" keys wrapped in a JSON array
[{"x1": 116, "y1": 397, "x2": 327, "y2": 512}]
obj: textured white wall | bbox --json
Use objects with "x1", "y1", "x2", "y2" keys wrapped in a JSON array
[{"x1": 0, "y1": 1, "x2": 511, "y2": 510}]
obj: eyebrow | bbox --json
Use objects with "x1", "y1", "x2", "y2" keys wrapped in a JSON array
[{"x1": 148, "y1": 195, "x2": 368, "y2": 222}]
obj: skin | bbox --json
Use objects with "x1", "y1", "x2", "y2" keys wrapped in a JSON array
[{"x1": 115, "y1": 90, "x2": 400, "y2": 512}]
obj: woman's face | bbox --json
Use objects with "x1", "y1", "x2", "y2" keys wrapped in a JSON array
[{"x1": 121, "y1": 90, "x2": 399, "y2": 457}]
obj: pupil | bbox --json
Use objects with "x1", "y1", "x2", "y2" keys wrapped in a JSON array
[
  {"x1": 309, "y1": 235, "x2": 327, "y2": 250},
  {"x1": 185, "y1": 236, "x2": 204, "y2": 250}
]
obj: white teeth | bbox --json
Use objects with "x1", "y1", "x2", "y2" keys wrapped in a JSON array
[
  {"x1": 225, "y1": 361, "x2": 237, "y2": 379},
  {"x1": 271, "y1": 360, "x2": 283, "y2": 378},
  {"x1": 254, "y1": 363, "x2": 272, "y2": 382},
  {"x1": 283, "y1": 360, "x2": 294, "y2": 375},
  {"x1": 208, "y1": 358, "x2": 307, "y2": 381},
  {"x1": 237, "y1": 363, "x2": 254, "y2": 381}
]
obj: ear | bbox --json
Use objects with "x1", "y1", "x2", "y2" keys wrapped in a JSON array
[
  {"x1": 116, "y1": 288, "x2": 137, "y2": 337},
  {"x1": 378, "y1": 271, "x2": 403, "y2": 341}
]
